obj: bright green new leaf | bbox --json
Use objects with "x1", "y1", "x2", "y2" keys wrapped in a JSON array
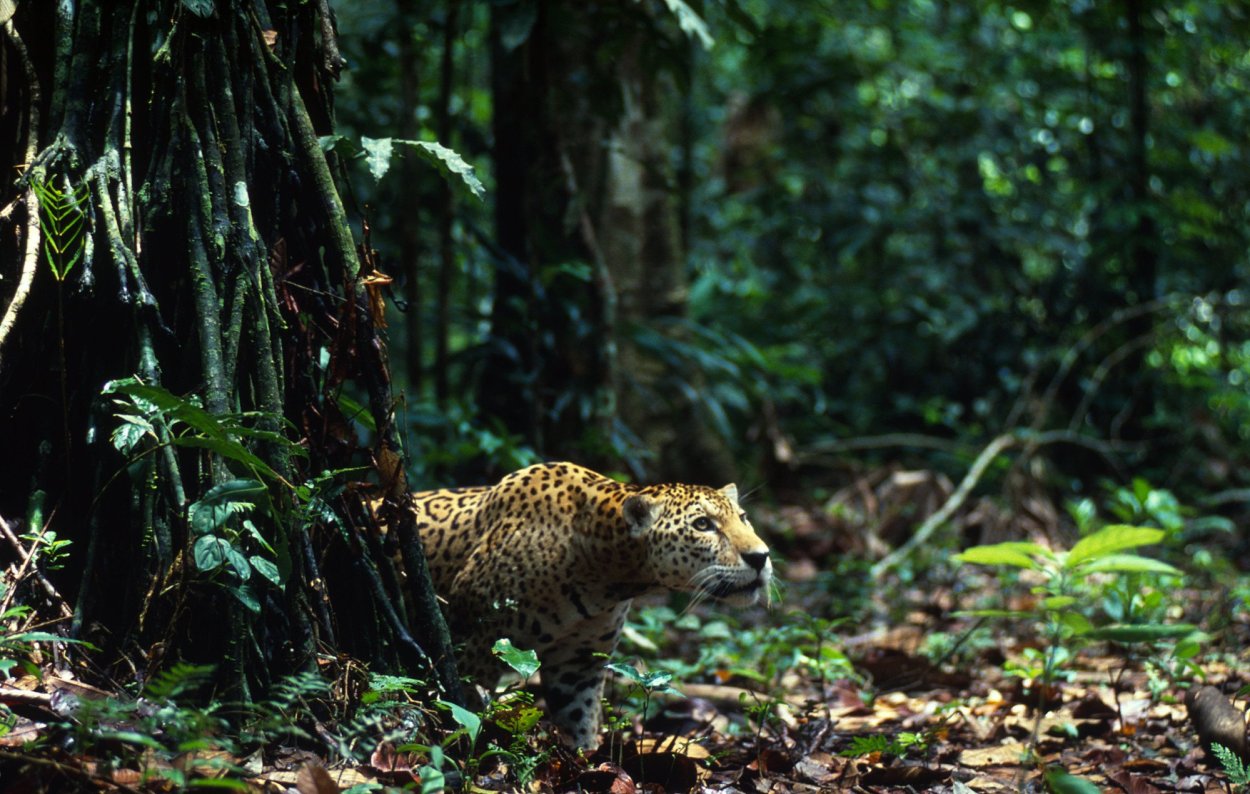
[
  {"x1": 1084, "y1": 623, "x2": 1196, "y2": 643},
  {"x1": 492, "y1": 638, "x2": 540, "y2": 678},
  {"x1": 1041, "y1": 595, "x2": 1077, "y2": 610},
  {"x1": 1065, "y1": 525, "x2": 1164, "y2": 569},
  {"x1": 1075, "y1": 553, "x2": 1181, "y2": 576},
  {"x1": 956, "y1": 541, "x2": 1048, "y2": 569}
]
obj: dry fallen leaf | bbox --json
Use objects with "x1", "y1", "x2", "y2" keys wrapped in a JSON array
[{"x1": 959, "y1": 741, "x2": 1029, "y2": 768}]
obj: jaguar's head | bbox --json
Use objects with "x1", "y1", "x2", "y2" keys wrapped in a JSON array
[{"x1": 623, "y1": 482, "x2": 772, "y2": 607}]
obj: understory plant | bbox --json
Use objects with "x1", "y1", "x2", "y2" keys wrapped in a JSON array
[{"x1": 958, "y1": 523, "x2": 1194, "y2": 691}]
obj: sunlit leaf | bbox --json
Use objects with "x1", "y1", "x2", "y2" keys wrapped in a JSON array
[
  {"x1": 1065, "y1": 525, "x2": 1164, "y2": 569},
  {"x1": 492, "y1": 639, "x2": 540, "y2": 678},
  {"x1": 956, "y1": 542, "x2": 1048, "y2": 569},
  {"x1": 1076, "y1": 554, "x2": 1181, "y2": 576}
]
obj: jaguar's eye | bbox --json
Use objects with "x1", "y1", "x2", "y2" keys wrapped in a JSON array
[{"x1": 693, "y1": 516, "x2": 715, "y2": 532}]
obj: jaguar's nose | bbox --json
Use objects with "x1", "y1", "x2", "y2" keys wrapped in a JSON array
[{"x1": 742, "y1": 551, "x2": 770, "y2": 572}]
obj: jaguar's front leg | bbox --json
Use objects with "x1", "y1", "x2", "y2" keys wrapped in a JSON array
[{"x1": 537, "y1": 606, "x2": 629, "y2": 750}]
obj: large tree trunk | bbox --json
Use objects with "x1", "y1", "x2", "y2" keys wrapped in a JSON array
[{"x1": 0, "y1": 0, "x2": 459, "y2": 701}]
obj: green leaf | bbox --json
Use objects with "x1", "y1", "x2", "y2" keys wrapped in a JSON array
[
  {"x1": 1059, "y1": 611, "x2": 1093, "y2": 636},
  {"x1": 230, "y1": 583, "x2": 261, "y2": 614},
  {"x1": 1041, "y1": 596, "x2": 1077, "y2": 610},
  {"x1": 604, "y1": 661, "x2": 646, "y2": 685},
  {"x1": 189, "y1": 479, "x2": 264, "y2": 536},
  {"x1": 6, "y1": 631, "x2": 90, "y2": 646},
  {"x1": 192, "y1": 535, "x2": 231, "y2": 572},
  {"x1": 956, "y1": 542, "x2": 1048, "y2": 569},
  {"x1": 492, "y1": 639, "x2": 540, "y2": 678},
  {"x1": 361, "y1": 136, "x2": 395, "y2": 181},
  {"x1": 224, "y1": 547, "x2": 251, "y2": 581},
  {"x1": 336, "y1": 394, "x2": 376, "y2": 433},
  {"x1": 1075, "y1": 553, "x2": 1181, "y2": 576},
  {"x1": 249, "y1": 555, "x2": 281, "y2": 586},
  {"x1": 1065, "y1": 525, "x2": 1164, "y2": 569},
  {"x1": 1084, "y1": 623, "x2": 1196, "y2": 643},
  {"x1": 441, "y1": 700, "x2": 482, "y2": 742},
  {"x1": 394, "y1": 140, "x2": 485, "y2": 200},
  {"x1": 1043, "y1": 767, "x2": 1102, "y2": 794}
]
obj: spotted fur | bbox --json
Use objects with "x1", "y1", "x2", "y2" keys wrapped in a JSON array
[{"x1": 409, "y1": 461, "x2": 772, "y2": 749}]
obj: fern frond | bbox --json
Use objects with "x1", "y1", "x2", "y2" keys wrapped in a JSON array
[
  {"x1": 31, "y1": 177, "x2": 89, "y2": 282},
  {"x1": 1213, "y1": 742, "x2": 1250, "y2": 785}
]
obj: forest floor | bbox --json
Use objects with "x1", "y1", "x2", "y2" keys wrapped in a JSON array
[{"x1": 2, "y1": 474, "x2": 1247, "y2": 793}]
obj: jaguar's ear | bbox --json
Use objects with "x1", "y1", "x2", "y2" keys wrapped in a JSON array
[
  {"x1": 622, "y1": 493, "x2": 663, "y2": 538},
  {"x1": 720, "y1": 483, "x2": 740, "y2": 504}
]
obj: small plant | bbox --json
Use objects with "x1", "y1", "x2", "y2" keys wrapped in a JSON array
[
  {"x1": 394, "y1": 640, "x2": 548, "y2": 791},
  {"x1": 605, "y1": 659, "x2": 682, "y2": 729},
  {"x1": 958, "y1": 523, "x2": 1193, "y2": 693},
  {"x1": 841, "y1": 730, "x2": 929, "y2": 761},
  {"x1": 1211, "y1": 742, "x2": 1250, "y2": 791}
]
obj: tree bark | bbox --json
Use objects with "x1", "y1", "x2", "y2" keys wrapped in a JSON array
[{"x1": 0, "y1": 0, "x2": 459, "y2": 700}]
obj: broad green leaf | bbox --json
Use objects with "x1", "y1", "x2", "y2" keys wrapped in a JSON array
[
  {"x1": 192, "y1": 535, "x2": 231, "y2": 572},
  {"x1": 1085, "y1": 623, "x2": 1196, "y2": 643},
  {"x1": 418, "y1": 764, "x2": 445, "y2": 794},
  {"x1": 230, "y1": 583, "x2": 261, "y2": 614},
  {"x1": 395, "y1": 140, "x2": 485, "y2": 200},
  {"x1": 1059, "y1": 611, "x2": 1092, "y2": 636},
  {"x1": 99, "y1": 730, "x2": 167, "y2": 751},
  {"x1": 1044, "y1": 767, "x2": 1101, "y2": 794},
  {"x1": 361, "y1": 136, "x2": 395, "y2": 181},
  {"x1": 492, "y1": 639, "x2": 540, "y2": 678},
  {"x1": 189, "y1": 480, "x2": 264, "y2": 536},
  {"x1": 250, "y1": 555, "x2": 281, "y2": 586},
  {"x1": 1065, "y1": 525, "x2": 1164, "y2": 569},
  {"x1": 956, "y1": 542, "x2": 1047, "y2": 569},
  {"x1": 441, "y1": 700, "x2": 482, "y2": 742},
  {"x1": 1076, "y1": 554, "x2": 1180, "y2": 576},
  {"x1": 224, "y1": 547, "x2": 251, "y2": 581}
]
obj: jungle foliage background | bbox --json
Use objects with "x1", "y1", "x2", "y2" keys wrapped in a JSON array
[
  {"x1": 336, "y1": 0, "x2": 1250, "y2": 502},
  {"x1": 3, "y1": 0, "x2": 1250, "y2": 790}
]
